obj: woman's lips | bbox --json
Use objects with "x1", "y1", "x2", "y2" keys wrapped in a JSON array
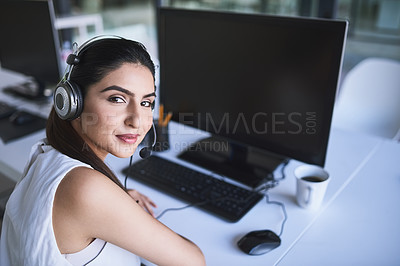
[{"x1": 116, "y1": 134, "x2": 139, "y2": 144}]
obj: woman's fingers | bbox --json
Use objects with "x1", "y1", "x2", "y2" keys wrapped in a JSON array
[{"x1": 128, "y1": 189, "x2": 157, "y2": 217}]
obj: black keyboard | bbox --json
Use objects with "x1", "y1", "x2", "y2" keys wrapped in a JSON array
[
  {"x1": 123, "y1": 155, "x2": 263, "y2": 222},
  {"x1": 0, "y1": 101, "x2": 16, "y2": 119}
]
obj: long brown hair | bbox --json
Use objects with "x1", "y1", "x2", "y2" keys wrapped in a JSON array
[{"x1": 46, "y1": 38, "x2": 155, "y2": 190}]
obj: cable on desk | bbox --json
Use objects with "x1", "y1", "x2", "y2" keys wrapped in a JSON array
[
  {"x1": 255, "y1": 158, "x2": 290, "y2": 192},
  {"x1": 264, "y1": 193, "x2": 287, "y2": 237},
  {"x1": 156, "y1": 201, "x2": 208, "y2": 220},
  {"x1": 155, "y1": 190, "x2": 260, "y2": 220},
  {"x1": 155, "y1": 161, "x2": 290, "y2": 222},
  {"x1": 254, "y1": 159, "x2": 289, "y2": 237},
  {"x1": 155, "y1": 189, "x2": 287, "y2": 238},
  {"x1": 126, "y1": 156, "x2": 290, "y2": 229}
]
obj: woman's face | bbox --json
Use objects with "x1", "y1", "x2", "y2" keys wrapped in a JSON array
[{"x1": 72, "y1": 63, "x2": 155, "y2": 161}]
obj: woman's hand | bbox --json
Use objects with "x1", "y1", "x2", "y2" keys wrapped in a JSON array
[{"x1": 127, "y1": 189, "x2": 157, "y2": 217}]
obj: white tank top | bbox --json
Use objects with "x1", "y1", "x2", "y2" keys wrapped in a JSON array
[
  {"x1": 63, "y1": 238, "x2": 141, "y2": 265},
  {"x1": 0, "y1": 140, "x2": 141, "y2": 265}
]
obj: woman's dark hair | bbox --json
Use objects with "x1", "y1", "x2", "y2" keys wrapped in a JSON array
[{"x1": 46, "y1": 38, "x2": 156, "y2": 191}]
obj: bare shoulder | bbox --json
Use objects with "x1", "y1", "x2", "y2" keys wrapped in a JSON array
[
  {"x1": 54, "y1": 166, "x2": 129, "y2": 220},
  {"x1": 54, "y1": 167, "x2": 206, "y2": 265},
  {"x1": 56, "y1": 167, "x2": 116, "y2": 202},
  {"x1": 53, "y1": 166, "x2": 129, "y2": 253}
]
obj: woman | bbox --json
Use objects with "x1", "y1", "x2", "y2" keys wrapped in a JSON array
[{"x1": 0, "y1": 37, "x2": 206, "y2": 265}]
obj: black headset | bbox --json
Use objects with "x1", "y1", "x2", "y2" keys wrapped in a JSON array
[
  {"x1": 53, "y1": 35, "x2": 124, "y2": 121},
  {"x1": 53, "y1": 35, "x2": 156, "y2": 158}
]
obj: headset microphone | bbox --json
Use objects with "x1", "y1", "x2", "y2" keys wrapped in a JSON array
[{"x1": 139, "y1": 122, "x2": 157, "y2": 159}]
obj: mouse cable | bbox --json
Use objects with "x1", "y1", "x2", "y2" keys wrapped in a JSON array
[
  {"x1": 155, "y1": 190, "x2": 260, "y2": 220},
  {"x1": 255, "y1": 158, "x2": 290, "y2": 192},
  {"x1": 154, "y1": 187, "x2": 286, "y2": 221},
  {"x1": 155, "y1": 192, "x2": 288, "y2": 238},
  {"x1": 275, "y1": 158, "x2": 290, "y2": 182},
  {"x1": 155, "y1": 159, "x2": 290, "y2": 221},
  {"x1": 156, "y1": 200, "x2": 209, "y2": 220},
  {"x1": 255, "y1": 160, "x2": 289, "y2": 237},
  {"x1": 263, "y1": 193, "x2": 287, "y2": 237}
]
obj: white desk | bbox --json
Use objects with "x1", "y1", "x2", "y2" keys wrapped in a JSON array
[
  {"x1": 105, "y1": 123, "x2": 389, "y2": 266},
  {"x1": 0, "y1": 69, "x2": 52, "y2": 181},
  {"x1": 279, "y1": 138, "x2": 400, "y2": 266},
  {"x1": 0, "y1": 72, "x2": 398, "y2": 264}
]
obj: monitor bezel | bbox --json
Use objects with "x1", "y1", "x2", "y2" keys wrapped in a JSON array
[
  {"x1": 157, "y1": 7, "x2": 348, "y2": 168},
  {"x1": 0, "y1": 0, "x2": 62, "y2": 86}
]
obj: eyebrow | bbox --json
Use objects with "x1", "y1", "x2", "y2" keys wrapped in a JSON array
[{"x1": 100, "y1": 85, "x2": 156, "y2": 98}]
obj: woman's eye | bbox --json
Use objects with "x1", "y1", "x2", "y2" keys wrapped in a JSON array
[
  {"x1": 141, "y1": 100, "x2": 153, "y2": 108},
  {"x1": 108, "y1": 96, "x2": 126, "y2": 103}
]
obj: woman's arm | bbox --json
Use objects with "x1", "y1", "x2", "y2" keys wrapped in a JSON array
[
  {"x1": 53, "y1": 167, "x2": 206, "y2": 266},
  {"x1": 127, "y1": 189, "x2": 157, "y2": 217}
]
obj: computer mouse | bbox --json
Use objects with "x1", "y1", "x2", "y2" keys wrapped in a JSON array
[
  {"x1": 9, "y1": 110, "x2": 36, "y2": 125},
  {"x1": 237, "y1": 229, "x2": 281, "y2": 255}
]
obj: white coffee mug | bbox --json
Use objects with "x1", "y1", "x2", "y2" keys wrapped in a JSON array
[{"x1": 294, "y1": 165, "x2": 330, "y2": 211}]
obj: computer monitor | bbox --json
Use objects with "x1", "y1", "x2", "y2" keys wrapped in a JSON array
[
  {"x1": 0, "y1": 0, "x2": 62, "y2": 90},
  {"x1": 158, "y1": 8, "x2": 347, "y2": 188}
]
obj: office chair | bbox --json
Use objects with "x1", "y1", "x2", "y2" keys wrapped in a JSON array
[{"x1": 332, "y1": 57, "x2": 400, "y2": 140}]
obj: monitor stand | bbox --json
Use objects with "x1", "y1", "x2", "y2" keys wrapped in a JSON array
[{"x1": 178, "y1": 136, "x2": 287, "y2": 188}]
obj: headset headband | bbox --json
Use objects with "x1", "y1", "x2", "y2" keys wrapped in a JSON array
[
  {"x1": 54, "y1": 35, "x2": 124, "y2": 120},
  {"x1": 63, "y1": 35, "x2": 125, "y2": 81}
]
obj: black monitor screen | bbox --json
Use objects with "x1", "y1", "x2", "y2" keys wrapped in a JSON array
[
  {"x1": 0, "y1": 0, "x2": 62, "y2": 85},
  {"x1": 158, "y1": 8, "x2": 347, "y2": 181}
]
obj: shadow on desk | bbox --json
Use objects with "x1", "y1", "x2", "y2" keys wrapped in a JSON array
[{"x1": 0, "y1": 112, "x2": 47, "y2": 143}]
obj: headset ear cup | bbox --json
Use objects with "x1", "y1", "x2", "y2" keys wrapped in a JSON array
[{"x1": 53, "y1": 80, "x2": 83, "y2": 120}]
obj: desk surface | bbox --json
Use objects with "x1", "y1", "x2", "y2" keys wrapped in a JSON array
[
  {"x1": 279, "y1": 139, "x2": 400, "y2": 266},
  {"x1": 107, "y1": 123, "x2": 396, "y2": 266},
  {"x1": 1, "y1": 69, "x2": 399, "y2": 265},
  {"x1": 0, "y1": 69, "x2": 52, "y2": 180}
]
